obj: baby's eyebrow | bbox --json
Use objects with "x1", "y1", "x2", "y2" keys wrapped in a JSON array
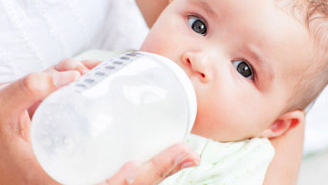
[
  {"x1": 191, "y1": 0, "x2": 219, "y2": 20},
  {"x1": 247, "y1": 45, "x2": 275, "y2": 89}
]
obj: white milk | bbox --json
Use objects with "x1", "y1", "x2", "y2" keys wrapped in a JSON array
[{"x1": 31, "y1": 52, "x2": 197, "y2": 185}]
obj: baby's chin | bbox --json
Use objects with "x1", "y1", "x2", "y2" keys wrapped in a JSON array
[{"x1": 189, "y1": 126, "x2": 219, "y2": 141}]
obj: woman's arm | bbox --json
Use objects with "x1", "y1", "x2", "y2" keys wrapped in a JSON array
[
  {"x1": 265, "y1": 120, "x2": 305, "y2": 185},
  {"x1": 135, "y1": 0, "x2": 169, "y2": 28}
]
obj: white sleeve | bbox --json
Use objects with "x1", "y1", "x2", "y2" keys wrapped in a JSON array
[
  {"x1": 0, "y1": 0, "x2": 148, "y2": 84},
  {"x1": 0, "y1": 0, "x2": 113, "y2": 83}
]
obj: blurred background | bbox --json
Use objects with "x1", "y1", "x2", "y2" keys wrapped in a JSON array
[{"x1": 298, "y1": 86, "x2": 328, "y2": 184}]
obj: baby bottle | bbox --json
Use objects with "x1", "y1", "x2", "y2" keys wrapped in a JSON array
[{"x1": 31, "y1": 52, "x2": 197, "y2": 185}]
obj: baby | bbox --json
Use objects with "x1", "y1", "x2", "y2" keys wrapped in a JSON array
[
  {"x1": 74, "y1": 0, "x2": 327, "y2": 184},
  {"x1": 134, "y1": 0, "x2": 328, "y2": 184}
]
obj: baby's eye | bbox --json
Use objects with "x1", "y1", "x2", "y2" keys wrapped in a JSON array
[
  {"x1": 232, "y1": 60, "x2": 254, "y2": 79},
  {"x1": 188, "y1": 16, "x2": 207, "y2": 35}
]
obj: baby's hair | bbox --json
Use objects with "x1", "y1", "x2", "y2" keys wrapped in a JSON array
[{"x1": 285, "y1": 0, "x2": 328, "y2": 112}]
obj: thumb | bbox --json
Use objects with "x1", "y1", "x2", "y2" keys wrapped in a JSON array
[
  {"x1": 0, "y1": 71, "x2": 80, "y2": 115},
  {"x1": 104, "y1": 144, "x2": 200, "y2": 185}
]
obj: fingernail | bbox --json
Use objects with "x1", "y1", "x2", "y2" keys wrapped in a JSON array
[
  {"x1": 126, "y1": 169, "x2": 136, "y2": 185},
  {"x1": 76, "y1": 65, "x2": 89, "y2": 75},
  {"x1": 174, "y1": 152, "x2": 200, "y2": 169},
  {"x1": 81, "y1": 69, "x2": 89, "y2": 75},
  {"x1": 52, "y1": 71, "x2": 79, "y2": 87},
  {"x1": 181, "y1": 161, "x2": 197, "y2": 169},
  {"x1": 125, "y1": 161, "x2": 141, "y2": 184},
  {"x1": 54, "y1": 62, "x2": 62, "y2": 71},
  {"x1": 174, "y1": 153, "x2": 186, "y2": 166},
  {"x1": 126, "y1": 177, "x2": 134, "y2": 184}
]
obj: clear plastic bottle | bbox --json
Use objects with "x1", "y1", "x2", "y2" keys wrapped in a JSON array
[{"x1": 31, "y1": 52, "x2": 197, "y2": 185}]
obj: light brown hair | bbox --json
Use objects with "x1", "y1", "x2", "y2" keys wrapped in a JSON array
[{"x1": 286, "y1": 0, "x2": 328, "y2": 112}]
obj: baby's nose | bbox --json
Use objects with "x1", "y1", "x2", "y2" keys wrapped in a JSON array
[{"x1": 181, "y1": 51, "x2": 212, "y2": 83}]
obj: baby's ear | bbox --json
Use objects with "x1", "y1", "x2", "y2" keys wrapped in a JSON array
[{"x1": 259, "y1": 110, "x2": 305, "y2": 138}]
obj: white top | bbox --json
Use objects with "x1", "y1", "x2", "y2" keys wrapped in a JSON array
[
  {"x1": 0, "y1": 0, "x2": 148, "y2": 84},
  {"x1": 160, "y1": 134, "x2": 274, "y2": 185}
]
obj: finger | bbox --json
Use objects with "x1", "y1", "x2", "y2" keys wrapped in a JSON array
[
  {"x1": 99, "y1": 161, "x2": 141, "y2": 185},
  {"x1": 136, "y1": 144, "x2": 200, "y2": 184},
  {"x1": 55, "y1": 58, "x2": 89, "y2": 75},
  {"x1": 28, "y1": 100, "x2": 42, "y2": 119},
  {"x1": 104, "y1": 144, "x2": 200, "y2": 185},
  {"x1": 81, "y1": 59, "x2": 102, "y2": 69},
  {"x1": 0, "y1": 71, "x2": 80, "y2": 115}
]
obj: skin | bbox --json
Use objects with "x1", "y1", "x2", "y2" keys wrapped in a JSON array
[{"x1": 136, "y1": 0, "x2": 308, "y2": 184}]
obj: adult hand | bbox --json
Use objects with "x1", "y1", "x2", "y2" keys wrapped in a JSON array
[
  {"x1": 101, "y1": 143, "x2": 199, "y2": 185},
  {"x1": 0, "y1": 70, "x2": 79, "y2": 185},
  {"x1": 27, "y1": 58, "x2": 101, "y2": 116},
  {"x1": 0, "y1": 59, "x2": 199, "y2": 185}
]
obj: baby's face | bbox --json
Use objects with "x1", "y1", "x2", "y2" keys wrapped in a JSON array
[{"x1": 140, "y1": 0, "x2": 313, "y2": 141}]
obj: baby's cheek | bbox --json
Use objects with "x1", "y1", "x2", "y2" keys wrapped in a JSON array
[
  {"x1": 190, "y1": 109, "x2": 219, "y2": 137},
  {"x1": 140, "y1": 31, "x2": 161, "y2": 50}
]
